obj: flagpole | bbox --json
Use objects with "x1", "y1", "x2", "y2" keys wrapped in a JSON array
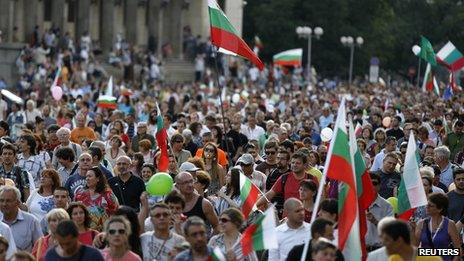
[{"x1": 213, "y1": 48, "x2": 232, "y2": 160}]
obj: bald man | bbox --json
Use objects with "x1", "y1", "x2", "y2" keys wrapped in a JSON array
[
  {"x1": 108, "y1": 156, "x2": 145, "y2": 211},
  {"x1": 64, "y1": 153, "x2": 93, "y2": 199},
  {"x1": 269, "y1": 198, "x2": 311, "y2": 261},
  {"x1": 175, "y1": 171, "x2": 219, "y2": 234}
]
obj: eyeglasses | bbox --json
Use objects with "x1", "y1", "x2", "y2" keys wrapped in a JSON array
[
  {"x1": 108, "y1": 229, "x2": 126, "y2": 235},
  {"x1": 265, "y1": 150, "x2": 277, "y2": 155},
  {"x1": 188, "y1": 231, "x2": 206, "y2": 238},
  {"x1": 152, "y1": 212, "x2": 170, "y2": 218},
  {"x1": 179, "y1": 178, "x2": 197, "y2": 185},
  {"x1": 219, "y1": 218, "x2": 231, "y2": 223}
]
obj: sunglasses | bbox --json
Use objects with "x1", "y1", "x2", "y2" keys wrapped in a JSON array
[
  {"x1": 108, "y1": 229, "x2": 126, "y2": 235},
  {"x1": 265, "y1": 150, "x2": 277, "y2": 155},
  {"x1": 205, "y1": 148, "x2": 215, "y2": 153},
  {"x1": 152, "y1": 212, "x2": 170, "y2": 218},
  {"x1": 219, "y1": 218, "x2": 231, "y2": 223}
]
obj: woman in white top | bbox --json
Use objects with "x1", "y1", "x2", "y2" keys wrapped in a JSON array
[
  {"x1": 26, "y1": 169, "x2": 61, "y2": 222},
  {"x1": 105, "y1": 135, "x2": 126, "y2": 168}
]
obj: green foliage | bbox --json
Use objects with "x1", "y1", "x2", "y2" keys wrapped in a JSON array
[{"x1": 243, "y1": 0, "x2": 464, "y2": 78}]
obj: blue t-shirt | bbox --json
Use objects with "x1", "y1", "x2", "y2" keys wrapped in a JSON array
[
  {"x1": 64, "y1": 174, "x2": 86, "y2": 200},
  {"x1": 44, "y1": 244, "x2": 104, "y2": 261}
]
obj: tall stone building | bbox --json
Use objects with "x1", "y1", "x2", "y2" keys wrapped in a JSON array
[{"x1": 0, "y1": 0, "x2": 244, "y2": 58}]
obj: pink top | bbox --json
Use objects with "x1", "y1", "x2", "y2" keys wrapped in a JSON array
[{"x1": 101, "y1": 249, "x2": 142, "y2": 261}]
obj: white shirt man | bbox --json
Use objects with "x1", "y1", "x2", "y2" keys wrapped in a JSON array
[{"x1": 268, "y1": 198, "x2": 311, "y2": 261}]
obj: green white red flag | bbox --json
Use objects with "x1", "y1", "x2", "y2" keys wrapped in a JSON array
[
  {"x1": 422, "y1": 63, "x2": 439, "y2": 96},
  {"x1": 273, "y1": 48, "x2": 303, "y2": 67},
  {"x1": 349, "y1": 120, "x2": 376, "y2": 261},
  {"x1": 323, "y1": 99, "x2": 361, "y2": 259},
  {"x1": 239, "y1": 172, "x2": 261, "y2": 219},
  {"x1": 155, "y1": 104, "x2": 169, "y2": 172},
  {"x1": 207, "y1": 247, "x2": 226, "y2": 261},
  {"x1": 208, "y1": 0, "x2": 264, "y2": 70},
  {"x1": 397, "y1": 133, "x2": 428, "y2": 220},
  {"x1": 240, "y1": 206, "x2": 278, "y2": 256},
  {"x1": 436, "y1": 41, "x2": 464, "y2": 71},
  {"x1": 97, "y1": 76, "x2": 117, "y2": 109}
]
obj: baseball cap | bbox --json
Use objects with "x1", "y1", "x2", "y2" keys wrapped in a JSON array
[
  {"x1": 179, "y1": 162, "x2": 200, "y2": 172},
  {"x1": 237, "y1": 153, "x2": 254, "y2": 165}
]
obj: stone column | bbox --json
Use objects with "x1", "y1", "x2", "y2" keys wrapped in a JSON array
[
  {"x1": 101, "y1": 0, "x2": 115, "y2": 54},
  {"x1": 76, "y1": 0, "x2": 91, "y2": 39},
  {"x1": 168, "y1": 0, "x2": 183, "y2": 59},
  {"x1": 0, "y1": 0, "x2": 12, "y2": 42},
  {"x1": 124, "y1": 0, "x2": 138, "y2": 45},
  {"x1": 23, "y1": 0, "x2": 39, "y2": 43},
  {"x1": 147, "y1": 0, "x2": 160, "y2": 53},
  {"x1": 51, "y1": 0, "x2": 66, "y2": 30},
  {"x1": 157, "y1": 0, "x2": 168, "y2": 57}
]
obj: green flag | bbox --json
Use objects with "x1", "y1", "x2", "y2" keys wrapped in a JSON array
[{"x1": 419, "y1": 36, "x2": 437, "y2": 66}]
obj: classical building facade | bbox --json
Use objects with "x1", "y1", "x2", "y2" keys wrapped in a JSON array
[{"x1": 0, "y1": 0, "x2": 244, "y2": 57}]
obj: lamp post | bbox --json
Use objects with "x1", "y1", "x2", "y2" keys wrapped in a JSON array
[
  {"x1": 340, "y1": 36, "x2": 364, "y2": 86},
  {"x1": 296, "y1": 26, "x2": 323, "y2": 86},
  {"x1": 412, "y1": 45, "x2": 421, "y2": 87}
]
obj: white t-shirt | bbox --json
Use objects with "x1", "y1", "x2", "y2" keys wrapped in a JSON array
[
  {"x1": 0, "y1": 99, "x2": 7, "y2": 121},
  {"x1": 140, "y1": 231, "x2": 186, "y2": 261},
  {"x1": 26, "y1": 190, "x2": 54, "y2": 222},
  {"x1": 0, "y1": 221, "x2": 17, "y2": 260}
]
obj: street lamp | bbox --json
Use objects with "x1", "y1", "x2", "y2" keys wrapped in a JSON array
[
  {"x1": 341, "y1": 36, "x2": 363, "y2": 86},
  {"x1": 412, "y1": 45, "x2": 421, "y2": 87},
  {"x1": 296, "y1": 26, "x2": 323, "y2": 86}
]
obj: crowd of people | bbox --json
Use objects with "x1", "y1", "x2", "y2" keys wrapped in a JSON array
[{"x1": 0, "y1": 25, "x2": 464, "y2": 261}]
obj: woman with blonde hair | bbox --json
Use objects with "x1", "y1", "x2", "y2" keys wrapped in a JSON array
[
  {"x1": 31, "y1": 208, "x2": 70, "y2": 261},
  {"x1": 139, "y1": 139, "x2": 155, "y2": 164},
  {"x1": 101, "y1": 215, "x2": 141, "y2": 260},
  {"x1": 201, "y1": 142, "x2": 225, "y2": 195}
]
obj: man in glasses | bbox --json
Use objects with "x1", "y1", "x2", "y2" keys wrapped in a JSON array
[
  {"x1": 175, "y1": 172, "x2": 218, "y2": 234},
  {"x1": 141, "y1": 203, "x2": 186, "y2": 261},
  {"x1": 256, "y1": 140, "x2": 279, "y2": 177},
  {"x1": 237, "y1": 153, "x2": 266, "y2": 192},
  {"x1": 365, "y1": 172, "x2": 394, "y2": 252}
]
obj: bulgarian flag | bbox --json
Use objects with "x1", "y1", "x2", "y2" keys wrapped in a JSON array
[
  {"x1": 207, "y1": 247, "x2": 226, "y2": 261},
  {"x1": 349, "y1": 120, "x2": 376, "y2": 261},
  {"x1": 397, "y1": 133, "x2": 428, "y2": 220},
  {"x1": 51, "y1": 67, "x2": 62, "y2": 90},
  {"x1": 273, "y1": 49, "x2": 303, "y2": 67},
  {"x1": 97, "y1": 76, "x2": 117, "y2": 109},
  {"x1": 323, "y1": 99, "x2": 361, "y2": 259},
  {"x1": 436, "y1": 41, "x2": 464, "y2": 71},
  {"x1": 208, "y1": 0, "x2": 264, "y2": 70},
  {"x1": 422, "y1": 63, "x2": 439, "y2": 95},
  {"x1": 240, "y1": 206, "x2": 278, "y2": 256},
  {"x1": 155, "y1": 104, "x2": 169, "y2": 172},
  {"x1": 239, "y1": 172, "x2": 261, "y2": 219}
]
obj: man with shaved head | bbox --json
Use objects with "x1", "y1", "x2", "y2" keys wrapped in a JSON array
[
  {"x1": 64, "y1": 152, "x2": 93, "y2": 199},
  {"x1": 175, "y1": 171, "x2": 218, "y2": 234},
  {"x1": 108, "y1": 155, "x2": 145, "y2": 211},
  {"x1": 269, "y1": 198, "x2": 311, "y2": 261}
]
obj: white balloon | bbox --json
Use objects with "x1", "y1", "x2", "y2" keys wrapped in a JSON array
[
  {"x1": 232, "y1": 93, "x2": 240, "y2": 103},
  {"x1": 321, "y1": 127, "x2": 333, "y2": 142}
]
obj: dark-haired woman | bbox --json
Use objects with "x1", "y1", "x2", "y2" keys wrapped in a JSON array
[
  {"x1": 74, "y1": 166, "x2": 119, "y2": 231},
  {"x1": 67, "y1": 202, "x2": 99, "y2": 245}
]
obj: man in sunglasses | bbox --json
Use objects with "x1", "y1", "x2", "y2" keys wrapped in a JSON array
[
  {"x1": 141, "y1": 203, "x2": 186, "y2": 261},
  {"x1": 237, "y1": 153, "x2": 266, "y2": 192},
  {"x1": 365, "y1": 172, "x2": 394, "y2": 252},
  {"x1": 256, "y1": 140, "x2": 279, "y2": 177}
]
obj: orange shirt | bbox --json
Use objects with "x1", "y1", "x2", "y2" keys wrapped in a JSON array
[
  {"x1": 195, "y1": 147, "x2": 228, "y2": 168},
  {"x1": 70, "y1": 127, "x2": 97, "y2": 145}
]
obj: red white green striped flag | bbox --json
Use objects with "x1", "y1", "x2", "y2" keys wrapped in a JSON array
[
  {"x1": 207, "y1": 247, "x2": 226, "y2": 261},
  {"x1": 436, "y1": 41, "x2": 464, "y2": 71},
  {"x1": 398, "y1": 133, "x2": 428, "y2": 220},
  {"x1": 273, "y1": 48, "x2": 303, "y2": 67},
  {"x1": 208, "y1": 0, "x2": 264, "y2": 70},
  {"x1": 349, "y1": 120, "x2": 376, "y2": 261},
  {"x1": 155, "y1": 104, "x2": 169, "y2": 172},
  {"x1": 97, "y1": 76, "x2": 117, "y2": 109},
  {"x1": 324, "y1": 99, "x2": 361, "y2": 259},
  {"x1": 240, "y1": 206, "x2": 278, "y2": 255},
  {"x1": 422, "y1": 63, "x2": 439, "y2": 96},
  {"x1": 239, "y1": 172, "x2": 261, "y2": 219}
]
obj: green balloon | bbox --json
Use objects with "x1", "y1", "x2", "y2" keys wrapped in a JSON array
[
  {"x1": 146, "y1": 172, "x2": 173, "y2": 196},
  {"x1": 387, "y1": 197, "x2": 398, "y2": 214}
]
